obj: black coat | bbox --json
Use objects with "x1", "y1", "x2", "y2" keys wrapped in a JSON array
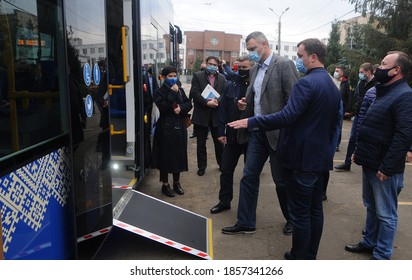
[
  {"x1": 355, "y1": 79, "x2": 412, "y2": 176},
  {"x1": 189, "y1": 70, "x2": 226, "y2": 127},
  {"x1": 151, "y1": 84, "x2": 192, "y2": 173}
]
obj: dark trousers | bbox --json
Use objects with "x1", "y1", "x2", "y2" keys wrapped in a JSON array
[
  {"x1": 219, "y1": 142, "x2": 248, "y2": 207},
  {"x1": 160, "y1": 171, "x2": 180, "y2": 184},
  {"x1": 344, "y1": 116, "x2": 358, "y2": 165},
  {"x1": 195, "y1": 124, "x2": 223, "y2": 171},
  {"x1": 287, "y1": 169, "x2": 324, "y2": 260}
]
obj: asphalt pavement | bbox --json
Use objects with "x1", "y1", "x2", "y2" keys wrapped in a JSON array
[{"x1": 102, "y1": 80, "x2": 412, "y2": 260}]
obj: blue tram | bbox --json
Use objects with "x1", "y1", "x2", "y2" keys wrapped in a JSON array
[{"x1": 0, "y1": 0, "x2": 181, "y2": 259}]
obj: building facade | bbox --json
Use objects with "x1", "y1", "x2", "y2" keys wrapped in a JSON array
[{"x1": 184, "y1": 30, "x2": 242, "y2": 72}]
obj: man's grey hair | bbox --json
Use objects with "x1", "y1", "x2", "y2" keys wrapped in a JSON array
[
  {"x1": 245, "y1": 31, "x2": 268, "y2": 44},
  {"x1": 238, "y1": 54, "x2": 256, "y2": 66}
]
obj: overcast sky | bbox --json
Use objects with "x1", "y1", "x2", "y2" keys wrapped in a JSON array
[{"x1": 171, "y1": 0, "x2": 359, "y2": 43}]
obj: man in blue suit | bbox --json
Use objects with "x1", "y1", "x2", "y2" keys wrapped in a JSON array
[{"x1": 229, "y1": 38, "x2": 342, "y2": 260}]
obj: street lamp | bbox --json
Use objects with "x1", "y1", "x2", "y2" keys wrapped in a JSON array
[{"x1": 269, "y1": 7, "x2": 290, "y2": 55}]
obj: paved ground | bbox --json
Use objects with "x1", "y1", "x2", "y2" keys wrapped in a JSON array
[{"x1": 101, "y1": 80, "x2": 412, "y2": 260}]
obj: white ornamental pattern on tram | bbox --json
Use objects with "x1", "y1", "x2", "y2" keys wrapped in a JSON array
[{"x1": 0, "y1": 148, "x2": 71, "y2": 253}]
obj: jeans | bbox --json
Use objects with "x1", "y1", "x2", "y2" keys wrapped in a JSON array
[
  {"x1": 287, "y1": 170, "x2": 324, "y2": 260},
  {"x1": 237, "y1": 131, "x2": 290, "y2": 228},
  {"x1": 219, "y1": 142, "x2": 248, "y2": 207},
  {"x1": 343, "y1": 116, "x2": 358, "y2": 165},
  {"x1": 361, "y1": 167, "x2": 404, "y2": 260}
]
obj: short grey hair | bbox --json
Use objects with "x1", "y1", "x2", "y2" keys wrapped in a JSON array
[
  {"x1": 238, "y1": 54, "x2": 255, "y2": 66},
  {"x1": 245, "y1": 31, "x2": 268, "y2": 45}
]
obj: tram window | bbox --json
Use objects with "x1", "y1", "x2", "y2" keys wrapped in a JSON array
[{"x1": 0, "y1": 0, "x2": 68, "y2": 165}]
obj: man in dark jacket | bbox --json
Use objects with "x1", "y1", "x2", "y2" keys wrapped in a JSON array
[
  {"x1": 210, "y1": 54, "x2": 254, "y2": 214},
  {"x1": 335, "y1": 62, "x2": 377, "y2": 171},
  {"x1": 228, "y1": 38, "x2": 341, "y2": 260},
  {"x1": 345, "y1": 51, "x2": 412, "y2": 260},
  {"x1": 190, "y1": 56, "x2": 226, "y2": 176}
]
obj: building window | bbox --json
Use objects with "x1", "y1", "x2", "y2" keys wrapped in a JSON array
[
  {"x1": 83, "y1": 48, "x2": 88, "y2": 55},
  {"x1": 90, "y1": 48, "x2": 95, "y2": 54},
  {"x1": 284, "y1": 45, "x2": 289, "y2": 51},
  {"x1": 150, "y1": 53, "x2": 154, "y2": 59},
  {"x1": 293, "y1": 46, "x2": 298, "y2": 52},
  {"x1": 98, "y1": 47, "x2": 104, "y2": 53},
  {"x1": 231, "y1": 51, "x2": 238, "y2": 58},
  {"x1": 188, "y1": 49, "x2": 194, "y2": 56},
  {"x1": 143, "y1": 54, "x2": 147, "y2": 60},
  {"x1": 158, "y1": 42, "x2": 164, "y2": 49},
  {"x1": 143, "y1": 43, "x2": 147, "y2": 49},
  {"x1": 292, "y1": 55, "x2": 297, "y2": 61}
]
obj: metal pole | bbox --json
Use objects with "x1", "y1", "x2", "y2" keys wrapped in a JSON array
[{"x1": 278, "y1": 20, "x2": 281, "y2": 55}]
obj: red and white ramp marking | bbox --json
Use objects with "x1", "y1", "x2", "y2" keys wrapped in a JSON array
[
  {"x1": 113, "y1": 218, "x2": 211, "y2": 260},
  {"x1": 77, "y1": 226, "x2": 112, "y2": 243}
]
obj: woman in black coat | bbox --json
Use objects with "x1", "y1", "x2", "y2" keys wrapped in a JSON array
[{"x1": 152, "y1": 66, "x2": 192, "y2": 197}]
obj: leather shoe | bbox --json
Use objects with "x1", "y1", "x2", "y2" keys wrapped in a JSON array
[
  {"x1": 284, "y1": 251, "x2": 295, "y2": 260},
  {"x1": 210, "y1": 203, "x2": 230, "y2": 214},
  {"x1": 344, "y1": 242, "x2": 373, "y2": 254},
  {"x1": 173, "y1": 182, "x2": 184, "y2": 195},
  {"x1": 161, "y1": 184, "x2": 175, "y2": 197},
  {"x1": 197, "y1": 169, "x2": 205, "y2": 176},
  {"x1": 222, "y1": 224, "x2": 255, "y2": 235},
  {"x1": 334, "y1": 163, "x2": 350, "y2": 171},
  {"x1": 283, "y1": 221, "x2": 293, "y2": 235}
]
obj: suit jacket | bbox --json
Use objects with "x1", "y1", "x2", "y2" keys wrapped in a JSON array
[
  {"x1": 248, "y1": 67, "x2": 342, "y2": 172},
  {"x1": 238, "y1": 53, "x2": 298, "y2": 150},
  {"x1": 190, "y1": 70, "x2": 227, "y2": 127}
]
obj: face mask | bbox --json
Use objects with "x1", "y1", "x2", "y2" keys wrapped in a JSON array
[
  {"x1": 333, "y1": 71, "x2": 340, "y2": 79},
  {"x1": 358, "y1": 73, "x2": 366, "y2": 80},
  {"x1": 296, "y1": 58, "x2": 307, "y2": 74},
  {"x1": 238, "y1": 69, "x2": 250, "y2": 80},
  {"x1": 165, "y1": 77, "x2": 177, "y2": 86},
  {"x1": 206, "y1": 65, "x2": 217, "y2": 75},
  {"x1": 249, "y1": 51, "x2": 260, "y2": 62},
  {"x1": 374, "y1": 66, "x2": 397, "y2": 84}
]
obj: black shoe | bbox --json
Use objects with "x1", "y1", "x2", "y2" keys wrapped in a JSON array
[
  {"x1": 284, "y1": 251, "x2": 295, "y2": 260},
  {"x1": 189, "y1": 133, "x2": 196, "y2": 138},
  {"x1": 161, "y1": 184, "x2": 175, "y2": 197},
  {"x1": 336, "y1": 146, "x2": 340, "y2": 152},
  {"x1": 210, "y1": 203, "x2": 230, "y2": 214},
  {"x1": 344, "y1": 242, "x2": 373, "y2": 254},
  {"x1": 362, "y1": 228, "x2": 366, "y2": 235},
  {"x1": 283, "y1": 221, "x2": 293, "y2": 235},
  {"x1": 173, "y1": 182, "x2": 184, "y2": 195},
  {"x1": 322, "y1": 194, "x2": 327, "y2": 201},
  {"x1": 222, "y1": 224, "x2": 255, "y2": 235},
  {"x1": 334, "y1": 163, "x2": 350, "y2": 171},
  {"x1": 197, "y1": 169, "x2": 205, "y2": 176}
]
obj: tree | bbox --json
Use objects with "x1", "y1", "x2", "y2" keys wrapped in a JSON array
[
  {"x1": 347, "y1": 0, "x2": 412, "y2": 41},
  {"x1": 325, "y1": 21, "x2": 342, "y2": 69}
]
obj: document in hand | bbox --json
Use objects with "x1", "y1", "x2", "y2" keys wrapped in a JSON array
[{"x1": 201, "y1": 84, "x2": 220, "y2": 99}]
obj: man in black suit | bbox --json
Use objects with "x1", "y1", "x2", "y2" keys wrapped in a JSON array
[{"x1": 190, "y1": 56, "x2": 226, "y2": 176}]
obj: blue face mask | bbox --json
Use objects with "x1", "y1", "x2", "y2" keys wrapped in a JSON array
[
  {"x1": 333, "y1": 71, "x2": 340, "y2": 79},
  {"x1": 206, "y1": 65, "x2": 217, "y2": 74},
  {"x1": 165, "y1": 77, "x2": 177, "y2": 86},
  {"x1": 249, "y1": 51, "x2": 260, "y2": 62},
  {"x1": 358, "y1": 73, "x2": 366, "y2": 80},
  {"x1": 296, "y1": 58, "x2": 307, "y2": 73}
]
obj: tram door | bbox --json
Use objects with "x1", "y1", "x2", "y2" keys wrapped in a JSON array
[
  {"x1": 107, "y1": 0, "x2": 148, "y2": 182},
  {"x1": 64, "y1": 0, "x2": 112, "y2": 258}
]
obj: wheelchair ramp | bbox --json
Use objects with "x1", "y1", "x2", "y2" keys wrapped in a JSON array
[{"x1": 111, "y1": 186, "x2": 213, "y2": 259}]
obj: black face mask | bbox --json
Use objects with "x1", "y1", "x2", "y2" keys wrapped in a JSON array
[
  {"x1": 238, "y1": 69, "x2": 250, "y2": 80},
  {"x1": 374, "y1": 66, "x2": 397, "y2": 84}
]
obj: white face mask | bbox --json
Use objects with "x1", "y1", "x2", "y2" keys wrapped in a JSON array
[{"x1": 333, "y1": 71, "x2": 340, "y2": 79}]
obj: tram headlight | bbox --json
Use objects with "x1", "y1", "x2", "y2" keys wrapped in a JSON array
[{"x1": 112, "y1": 163, "x2": 120, "y2": 170}]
